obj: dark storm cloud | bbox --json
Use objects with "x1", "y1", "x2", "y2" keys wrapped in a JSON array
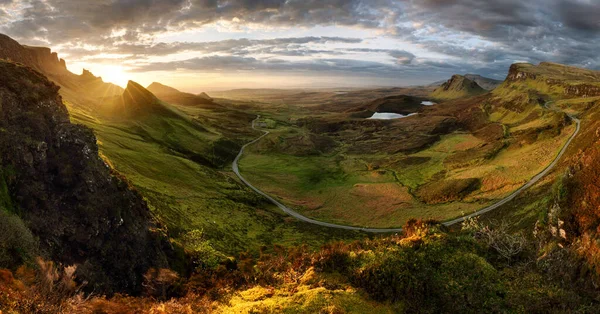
[
  {"x1": 556, "y1": 0, "x2": 600, "y2": 33},
  {"x1": 2, "y1": 0, "x2": 600, "y2": 80},
  {"x1": 128, "y1": 53, "x2": 503, "y2": 83},
  {"x1": 1, "y1": 0, "x2": 397, "y2": 45},
  {"x1": 60, "y1": 36, "x2": 362, "y2": 59}
]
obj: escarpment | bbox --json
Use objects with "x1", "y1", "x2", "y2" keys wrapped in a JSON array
[{"x1": 0, "y1": 60, "x2": 174, "y2": 295}]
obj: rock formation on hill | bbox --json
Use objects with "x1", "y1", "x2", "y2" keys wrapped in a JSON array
[
  {"x1": 0, "y1": 61, "x2": 173, "y2": 294},
  {"x1": 0, "y1": 34, "x2": 123, "y2": 110}
]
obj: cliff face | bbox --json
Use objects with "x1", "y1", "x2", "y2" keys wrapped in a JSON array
[
  {"x1": 0, "y1": 35, "x2": 68, "y2": 75},
  {"x1": 22, "y1": 45, "x2": 68, "y2": 73},
  {"x1": 505, "y1": 62, "x2": 600, "y2": 98},
  {"x1": 0, "y1": 61, "x2": 172, "y2": 294},
  {"x1": 0, "y1": 34, "x2": 124, "y2": 110}
]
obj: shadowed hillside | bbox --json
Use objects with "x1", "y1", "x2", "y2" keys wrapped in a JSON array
[
  {"x1": 0, "y1": 60, "x2": 176, "y2": 294},
  {"x1": 147, "y1": 82, "x2": 222, "y2": 109}
]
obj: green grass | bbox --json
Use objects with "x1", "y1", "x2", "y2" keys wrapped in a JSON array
[
  {"x1": 66, "y1": 103, "x2": 362, "y2": 257},
  {"x1": 237, "y1": 106, "x2": 573, "y2": 228}
]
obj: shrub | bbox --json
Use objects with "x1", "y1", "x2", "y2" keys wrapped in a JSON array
[
  {"x1": 0, "y1": 210, "x2": 39, "y2": 268},
  {"x1": 182, "y1": 229, "x2": 225, "y2": 269},
  {"x1": 143, "y1": 268, "x2": 181, "y2": 300}
]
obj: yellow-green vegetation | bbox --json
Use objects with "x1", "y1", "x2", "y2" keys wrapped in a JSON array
[
  {"x1": 5, "y1": 220, "x2": 596, "y2": 313},
  {"x1": 431, "y1": 75, "x2": 486, "y2": 100},
  {"x1": 66, "y1": 103, "x2": 361, "y2": 257},
  {"x1": 239, "y1": 115, "x2": 572, "y2": 228},
  {"x1": 221, "y1": 283, "x2": 395, "y2": 314},
  {"x1": 555, "y1": 96, "x2": 600, "y2": 115}
]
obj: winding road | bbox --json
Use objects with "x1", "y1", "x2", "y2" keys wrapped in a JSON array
[{"x1": 233, "y1": 106, "x2": 580, "y2": 233}]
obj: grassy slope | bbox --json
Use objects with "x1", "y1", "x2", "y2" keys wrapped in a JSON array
[
  {"x1": 238, "y1": 105, "x2": 572, "y2": 228},
  {"x1": 65, "y1": 103, "x2": 362, "y2": 256}
]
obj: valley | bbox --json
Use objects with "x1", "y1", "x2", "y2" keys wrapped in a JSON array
[
  {"x1": 232, "y1": 78, "x2": 578, "y2": 228},
  {"x1": 1, "y1": 14, "x2": 600, "y2": 311}
]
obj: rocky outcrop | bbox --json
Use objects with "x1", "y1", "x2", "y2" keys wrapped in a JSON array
[
  {"x1": 23, "y1": 46, "x2": 68, "y2": 73},
  {"x1": 0, "y1": 61, "x2": 173, "y2": 294},
  {"x1": 506, "y1": 63, "x2": 538, "y2": 82},
  {"x1": 505, "y1": 63, "x2": 600, "y2": 98},
  {"x1": 0, "y1": 35, "x2": 68, "y2": 74},
  {"x1": 563, "y1": 84, "x2": 600, "y2": 98},
  {"x1": 80, "y1": 69, "x2": 102, "y2": 81}
]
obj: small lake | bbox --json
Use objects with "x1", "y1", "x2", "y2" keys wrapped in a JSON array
[
  {"x1": 368, "y1": 112, "x2": 418, "y2": 120},
  {"x1": 421, "y1": 101, "x2": 436, "y2": 106}
]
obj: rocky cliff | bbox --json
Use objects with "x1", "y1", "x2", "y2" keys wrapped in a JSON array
[
  {"x1": 0, "y1": 34, "x2": 124, "y2": 110},
  {"x1": 0, "y1": 60, "x2": 173, "y2": 294},
  {"x1": 505, "y1": 62, "x2": 600, "y2": 98},
  {"x1": 0, "y1": 34, "x2": 67, "y2": 74}
]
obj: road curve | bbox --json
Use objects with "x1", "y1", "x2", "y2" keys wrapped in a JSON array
[
  {"x1": 232, "y1": 116, "x2": 403, "y2": 233},
  {"x1": 442, "y1": 103, "x2": 580, "y2": 226},
  {"x1": 233, "y1": 108, "x2": 580, "y2": 233}
]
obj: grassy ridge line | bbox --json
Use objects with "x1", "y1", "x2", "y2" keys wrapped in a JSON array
[{"x1": 233, "y1": 116, "x2": 403, "y2": 233}]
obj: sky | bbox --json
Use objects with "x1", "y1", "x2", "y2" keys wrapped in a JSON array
[{"x1": 0, "y1": 0, "x2": 599, "y2": 92}]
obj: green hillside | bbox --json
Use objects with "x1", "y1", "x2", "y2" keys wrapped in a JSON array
[{"x1": 431, "y1": 75, "x2": 487, "y2": 100}]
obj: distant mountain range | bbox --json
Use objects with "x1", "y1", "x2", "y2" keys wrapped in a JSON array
[{"x1": 147, "y1": 82, "x2": 221, "y2": 109}]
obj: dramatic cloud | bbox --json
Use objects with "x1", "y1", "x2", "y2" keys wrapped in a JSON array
[{"x1": 0, "y1": 0, "x2": 599, "y2": 88}]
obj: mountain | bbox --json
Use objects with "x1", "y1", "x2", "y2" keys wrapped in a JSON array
[
  {"x1": 0, "y1": 60, "x2": 176, "y2": 294},
  {"x1": 503, "y1": 62, "x2": 600, "y2": 97},
  {"x1": 198, "y1": 92, "x2": 213, "y2": 101},
  {"x1": 429, "y1": 74, "x2": 501, "y2": 91},
  {"x1": 0, "y1": 34, "x2": 123, "y2": 112},
  {"x1": 431, "y1": 74, "x2": 487, "y2": 100},
  {"x1": 118, "y1": 80, "x2": 176, "y2": 117},
  {"x1": 147, "y1": 82, "x2": 221, "y2": 109},
  {"x1": 464, "y1": 74, "x2": 502, "y2": 90}
]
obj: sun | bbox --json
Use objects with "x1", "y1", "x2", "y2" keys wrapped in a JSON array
[{"x1": 95, "y1": 65, "x2": 130, "y2": 87}]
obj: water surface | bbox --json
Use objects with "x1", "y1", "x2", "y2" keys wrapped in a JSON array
[{"x1": 368, "y1": 112, "x2": 418, "y2": 120}]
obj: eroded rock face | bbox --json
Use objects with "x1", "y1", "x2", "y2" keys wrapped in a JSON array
[
  {"x1": 506, "y1": 64, "x2": 538, "y2": 81},
  {"x1": 0, "y1": 61, "x2": 172, "y2": 295}
]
